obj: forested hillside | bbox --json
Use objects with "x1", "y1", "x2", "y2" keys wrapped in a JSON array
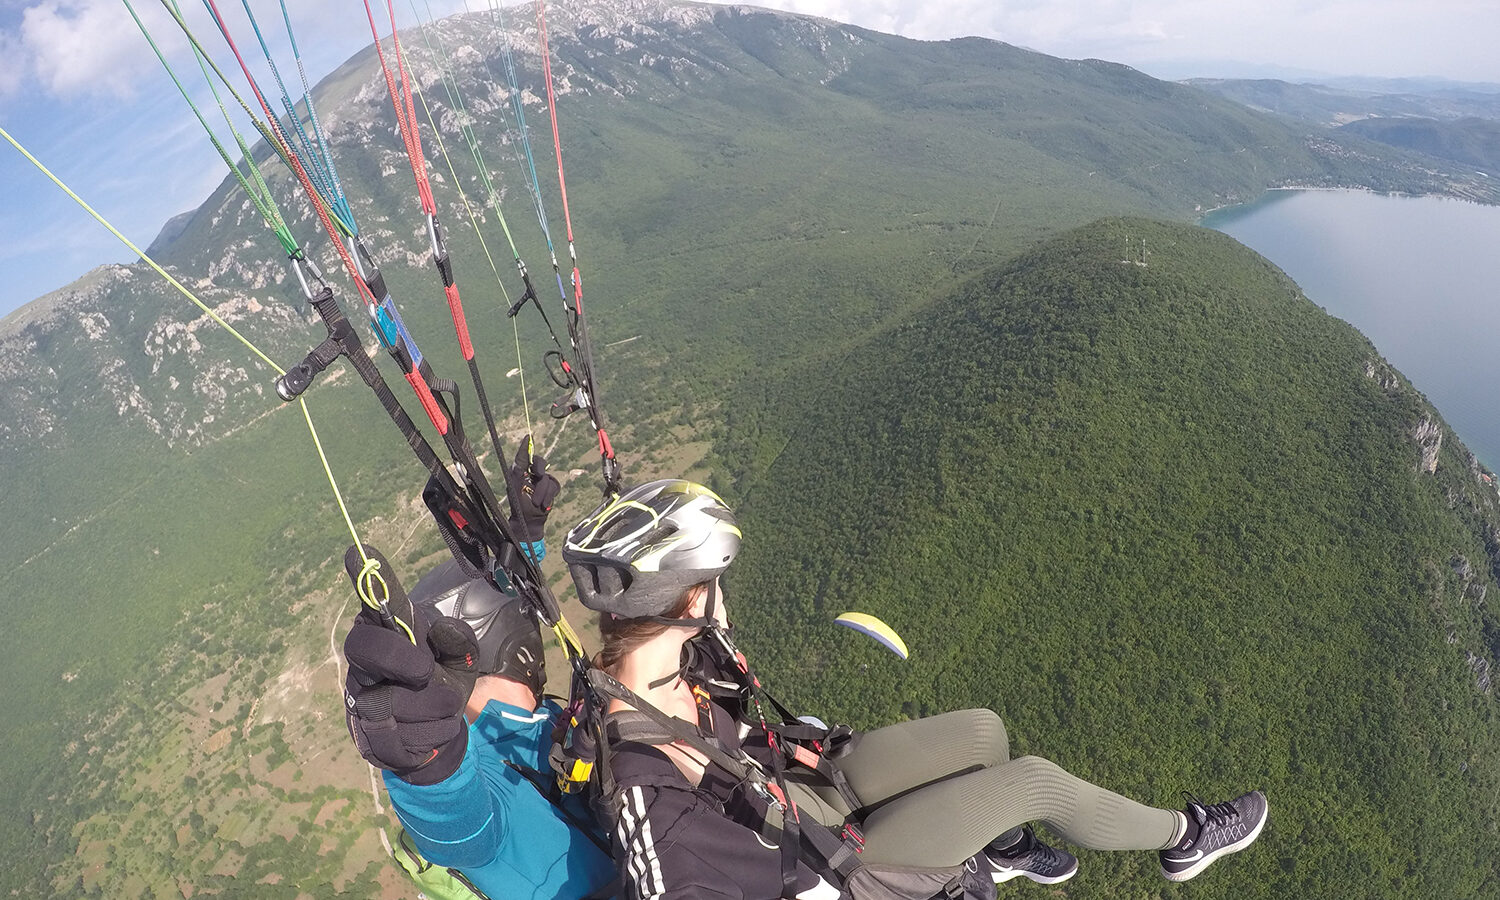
[
  {"x1": 3, "y1": 2, "x2": 1499, "y2": 896},
  {"x1": 724, "y1": 218, "x2": 1500, "y2": 900},
  {"x1": 1339, "y1": 116, "x2": 1500, "y2": 173}
]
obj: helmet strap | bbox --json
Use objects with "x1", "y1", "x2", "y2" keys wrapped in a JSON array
[
  {"x1": 636, "y1": 579, "x2": 719, "y2": 630},
  {"x1": 702, "y1": 579, "x2": 719, "y2": 626},
  {"x1": 638, "y1": 581, "x2": 720, "y2": 689},
  {"x1": 646, "y1": 663, "x2": 688, "y2": 690}
]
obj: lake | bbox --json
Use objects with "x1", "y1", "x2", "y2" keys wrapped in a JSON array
[{"x1": 1203, "y1": 190, "x2": 1500, "y2": 470}]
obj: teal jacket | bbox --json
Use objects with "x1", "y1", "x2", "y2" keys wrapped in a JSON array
[{"x1": 385, "y1": 698, "x2": 614, "y2": 900}]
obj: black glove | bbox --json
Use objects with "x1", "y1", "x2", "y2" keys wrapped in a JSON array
[
  {"x1": 505, "y1": 436, "x2": 561, "y2": 554},
  {"x1": 341, "y1": 544, "x2": 480, "y2": 786}
]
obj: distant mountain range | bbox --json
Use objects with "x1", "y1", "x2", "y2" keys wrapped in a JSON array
[
  {"x1": 2, "y1": 3, "x2": 1498, "y2": 897},
  {"x1": 1186, "y1": 76, "x2": 1500, "y2": 172},
  {"x1": 1337, "y1": 116, "x2": 1500, "y2": 173},
  {"x1": 1184, "y1": 76, "x2": 1500, "y2": 126}
]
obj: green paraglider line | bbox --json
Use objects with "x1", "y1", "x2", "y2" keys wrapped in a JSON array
[
  {"x1": 402, "y1": 0, "x2": 542, "y2": 442},
  {"x1": 125, "y1": 0, "x2": 300, "y2": 259},
  {"x1": 0, "y1": 122, "x2": 374, "y2": 583},
  {"x1": 536, "y1": 0, "x2": 619, "y2": 495},
  {"x1": 484, "y1": 0, "x2": 560, "y2": 272}
]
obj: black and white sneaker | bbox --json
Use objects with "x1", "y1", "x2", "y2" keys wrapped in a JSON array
[
  {"x1": 983, "y1": 825, "x2": 1079, "y2": 885},
  {"x1": 1159, "y1": 791, "x2": 1268, "y2": 882}
]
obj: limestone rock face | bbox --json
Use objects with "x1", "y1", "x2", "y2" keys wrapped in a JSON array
[{"x1": 1414, "y1": 416, "x2": 1442, "y2": 473}]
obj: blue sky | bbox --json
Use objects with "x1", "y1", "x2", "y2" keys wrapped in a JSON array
[{"x1": 2, "y1": 0, "x2": 1498, "y2": 320}]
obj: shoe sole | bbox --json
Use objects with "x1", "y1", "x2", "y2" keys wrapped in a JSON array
[
  {"x1": 992, "y1": 867, "x2": 1078, "y2": 885},
  {"x1": 1159, "y1": 798, "x2": 1269, "y2": 883}
]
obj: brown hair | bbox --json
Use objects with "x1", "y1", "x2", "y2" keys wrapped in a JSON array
[{"x1": 594, "y1": 583, "x2": 706, "y2": 673}]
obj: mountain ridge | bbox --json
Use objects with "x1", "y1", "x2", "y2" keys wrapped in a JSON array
[
  {"x1": 3, "y1": 4, "x2": 1499, "y2": 896},
  {"x1": 1186, "y1": 76, "x2": 1500, "y2": 126}
]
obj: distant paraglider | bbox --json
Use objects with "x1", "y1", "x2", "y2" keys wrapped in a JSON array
[{"x1": 833, "y1": 612, "x2": 909, "y2": 660}]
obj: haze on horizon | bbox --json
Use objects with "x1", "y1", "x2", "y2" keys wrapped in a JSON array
[{"x1": 0, "y1": 0, "x2": 1496, "y2": 319}]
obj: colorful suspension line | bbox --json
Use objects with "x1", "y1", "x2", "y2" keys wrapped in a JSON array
[
  {"x1": 467, "y1": 0, "x2": 575, "y2": 364},
  {"x1": 206, "y1": 0, "x2": 535, "y2": 554},
  {"x1": 485, "y1": 0, "x2": 558, "y2": 274},
  {"x1": 157, "y1": 3, "x2": 501, "y2": 569},
  {"x1": 472, "y1": 0, "x2": 609, "y2": 456},
  {"x1": 402, "y1": 6, "x2": 605, "y2": 667},
  {"x1": 232, "y1": 0, "x2": 357, "y2": 238},
  {"x1": 192, "y1": 0, "x2": 511, "y2": 567},
  {"x1": 126, "y1": 0, "x2": 297, "y2": 263},
  {"x1": 211, "y1": 0, "x2": 455, "y2": 427},
  {"x1": 535, "y1": 0, "x2": 621, "y2": 496},
  {"x1": 0, "y1": 122, "x2": 416, "y2": 639},
  {"x1": 358, "y1": 0, "x2": 522, "y2": 489},
  {"x1": 167, "y1": 0, "x2": 444, "y2": 431},
  {"x1": 171, "y1": 0, "x2": 575, "y2": 634},
  {"x1": 410, "y1": 0, "x2": 555, "y2": 335},
  {"x1": 134, "y1": 0, "x2": 447, "y2": 639},
  {"x1": 403, "y1": 0, "x2": 551, "y2": 443},
  {"x1": 193, "y1": 0, "x2": 450, "y2": 426},
  {"x1": 201, "y1": 0, "x2": 521, "y2": 502}
]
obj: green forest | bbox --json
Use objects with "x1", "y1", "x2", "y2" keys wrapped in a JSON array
[
  {"x1": 3, "y1": 4, "x2": 1499, "y2": 898},
  {"x1": 724, "y1": 218, "x2": 1500, "y2": 899}
]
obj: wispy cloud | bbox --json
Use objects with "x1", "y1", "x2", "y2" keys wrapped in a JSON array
[
  {"x1": 4, "y1": 0, "x2": 235, "y2": 101},
  {"x1": 713, "y1": 0, "x2": 1500, "y2": 81},
  {"x1": 0, "y1": 28, "x2": 27, "y2": 97},
  {"x1": 19, "y1": 0, "x2": 156, "y2": 98}
]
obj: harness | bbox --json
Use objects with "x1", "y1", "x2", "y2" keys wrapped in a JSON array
[{"x1": 553, "y1": 633, "x2": 871, "y2": 892}]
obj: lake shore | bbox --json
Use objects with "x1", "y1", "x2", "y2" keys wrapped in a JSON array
[{"x1": 1206, "y1": 189, "x2": 1500, "y2": 469}]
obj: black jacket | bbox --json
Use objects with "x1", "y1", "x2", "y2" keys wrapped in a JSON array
[{"x1": 608, "y1": 696, "x2": 845, "y2": 900}]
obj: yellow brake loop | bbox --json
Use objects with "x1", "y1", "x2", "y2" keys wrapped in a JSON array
[
  {"x1": 355, "y1": 554, "x2": 417, "y2": 645},
  {"x1": 552, "y1": 619, "x2": 586, "y2": 661},
  {"x1": 356, "y1": 554, "x2": 388, "y2": 611}
]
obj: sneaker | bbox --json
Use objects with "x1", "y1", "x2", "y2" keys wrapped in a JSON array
[
  {"x1": 1159, "y1": 791, "x2": 1268, "y2": 882},
  {"x1": 983, "y1": 825, "x2": 1079, "y2": 885}
]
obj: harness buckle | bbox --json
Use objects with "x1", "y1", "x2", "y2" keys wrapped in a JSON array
[
  {"x1": 841, "y1": 822, "x2": 865, "y2": 850},
  {"x1": 751, "y1": 780, "x2": 786, "y2": 812}
]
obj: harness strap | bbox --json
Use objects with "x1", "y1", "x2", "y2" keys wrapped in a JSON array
[
  {"x1": 293, "y1": 288, "x2": 450, "y2": 480},
  {"x1": 770, "y1": 724, "x2": 864, "y2": 815},
  {"x1": 688, "y1": 641, "x2": 865, "y2": 816},
  {"x1": 587, "y1": 670, "x2": 767, "y2": 787},
  {"x1": 606, "y1": 710, "x2": 690, "y2": 747},
  {"x1": 587, "y1": 670, "x2": 869, "y2": 887}
]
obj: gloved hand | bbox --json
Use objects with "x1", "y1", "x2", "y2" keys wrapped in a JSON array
[
  {"x1": 341, "y1": 544, "x2": 480, "y2": 785},
  {"x1": 505, "y1": 436, "x2": 561, "y2": 559}
]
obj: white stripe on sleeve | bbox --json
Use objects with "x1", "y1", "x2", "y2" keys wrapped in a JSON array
[{"x1": 618, "y1": 786, "x2": 666, "y2": 900}]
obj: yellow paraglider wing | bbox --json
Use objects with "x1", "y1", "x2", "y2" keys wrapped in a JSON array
[{"x1": 833, "y1": 612, "x2": 909, "y2": 660}]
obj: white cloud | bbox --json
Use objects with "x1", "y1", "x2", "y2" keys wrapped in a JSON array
[
  {"x1": 704, "y1": 0, "x2": 1500, "y2": 82},
  {"x1": 0, "y1": 28, "x2": 28, "y2": 97},
  {"x1": 20, "y1": 0, "x2": 154, "y2": 98},
  {"x1": 9, "y1": 0, "x2": 236, "y2": 100}
]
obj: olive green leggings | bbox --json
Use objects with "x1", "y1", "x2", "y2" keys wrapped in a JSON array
[{"x1": 783, "y1": 709, "x2": 1184, "y2": 867}]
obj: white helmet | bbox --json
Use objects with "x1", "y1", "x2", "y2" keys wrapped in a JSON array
[{"x1": 563, "y1": 480, "x2": 741, "y2": 619}]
